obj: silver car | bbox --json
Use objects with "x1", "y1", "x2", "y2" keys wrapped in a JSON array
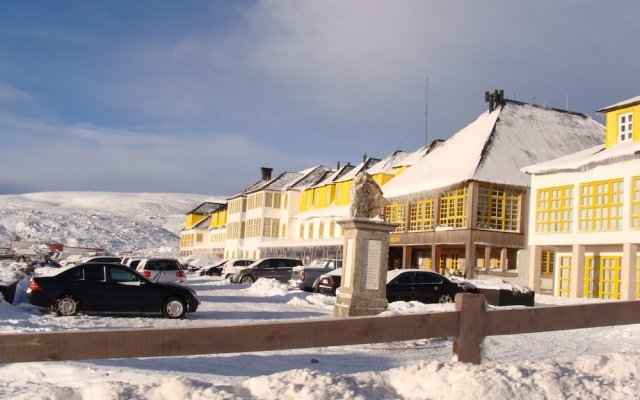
[
  {"x1": 231, "y1": 258, "x2": 303, "y2": 284},
  {"x1": 136, "y1": 258, "x2": 188, "y2": 285}
]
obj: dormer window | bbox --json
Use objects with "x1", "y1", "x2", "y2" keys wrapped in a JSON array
[{"x1": 619, "y1": 112, "x2": 633, "y2": 142}]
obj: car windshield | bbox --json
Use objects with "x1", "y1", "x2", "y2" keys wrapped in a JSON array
[{"x1": 307, "y1": 259, "x2": 326, "y2": 267}]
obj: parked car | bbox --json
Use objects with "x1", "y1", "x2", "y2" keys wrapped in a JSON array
[
  {"x1": 386, "y1": 269, "x2": 478, "y2": 303},
  {"x1": 317, "y1": 268, "x2": 343, "y2": 295},
  {"x1": 216, "y1": 258, "x2": 256, "y2": 278},
  {"x1": 318, "y1": 268, "x2": 478, "y2": 303},
  {"x1": 136, "y1": 258, "x2": 188, "y2": 284},
  {"x1": 291, "y1": 258, "x2": 342, "y2": 291},
  {"x1": 27, "y1": 262, "x2": 199, "y2": 319},
  {"x1": 199, "y1": 259, "x2": 227, "y2": 276},
  {"x1": 230, "y1": 258, "x2": 303, "y2": 284}
]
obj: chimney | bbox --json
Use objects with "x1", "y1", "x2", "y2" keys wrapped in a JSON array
[
  {"x1": 363, "y1": 153, "x2": 367, "y2": 163},
  {"x1": 260, "y1": 167, "x2": 273, "y2": 181},
  {"x1": 484, "y1": 89, "x2": 505, "y2": 113},
  {"x1": 336, "y1": 161, "x2": 341, "y2": 170}
]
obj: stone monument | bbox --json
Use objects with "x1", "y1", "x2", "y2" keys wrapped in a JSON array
[{"x1": 334, "y1": 172, "x2": 396, "y2": 317}]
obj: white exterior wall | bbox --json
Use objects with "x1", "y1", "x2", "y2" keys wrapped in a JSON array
[
  {"x1": 527, "y1": 158, "x2": 640, "y2": 300},
  {"x1": 528, "y1": 158, "x2": 640, "y2": 247}
]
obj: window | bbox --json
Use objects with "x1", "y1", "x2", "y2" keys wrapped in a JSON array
[
  {"x1": 262, "y1": 218, "x2": 280, "y2": 238},
  {"x1": 336, "y1": 187, "x2": 342, "y2": 202},
  {"x1": 536, "y1": 186, "x2": 573, "y2": 233},
  {"x1": 83, "y1": 265, "x2": 105, "y2": 281},
  {"x1": 283, "y1": 194, "x2": 289, "y2": 209},
  {"x1": 541, "y1": 250, "x2": 554, "y2": 276},
  {"x1": 314, "y1": 191, "x2": 320, "y2": 206},
  {"x1": 326, "y1": 189, "x2": 331, "y2": 204},
  {"x1": 619, "y1": 112, "x2": 634, "y2": 142},
  {"x1": 110, "y1": 267, "x2": 139, "y2": 283},
  {"x1": 584, "y1": 256, "x2": 621, "y2": 300},
  {"x1": 439, "y1": 187, "x2": 468, "y2": 228},
  {"x1": 632, "y1": 177, "x2": 640, "y2": 229},
  {"x1": 477, "y1": 184, "x2": 520, "y2": 231},
  {"x1": 557, "y1": 256, "x2": 571, "y2": 297},
  {"x1": 579, "y1": 179, "x2": 623, "y2": 231},
  {"x1": 308, "y1": 222, "x2": 314, "y2": 239},
  {"x1": 329, "y1": 220, "x2": 336, "y2": 237},
  {"x1": 299, "y1": 224, "x2": 305, "y2": 239},
  {"x1": 385, "y1": 203, "x2": 406, "y2": 232},
  {"x1": 281, "y1": 223, "x2": 287, "y2": 239},
  {"x1": 409, "y1": 199, "x2": 434, "y2": 231},
  {"x1": 196, "y1": 233, "x2": 203, "y2": 242},
  {"x1": 318, "y1": 221, "x2": 325, "y2": 239}
]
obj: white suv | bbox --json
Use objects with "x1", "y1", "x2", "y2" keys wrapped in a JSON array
[
  {"x1": 221, "y1": 259, "x2": 256, "y2": 279},
  {"x1": 136, "y1": 258, "x2": 188, "y2": 284}
]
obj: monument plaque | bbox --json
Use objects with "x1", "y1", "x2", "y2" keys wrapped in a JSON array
[{"x1": 362, "y1": 240, "x2": 381, "y2": 290}]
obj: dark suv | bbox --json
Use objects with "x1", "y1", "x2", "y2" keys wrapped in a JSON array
[{"x1": 230, "y1": 258, "x2": 303, "y2": 284}]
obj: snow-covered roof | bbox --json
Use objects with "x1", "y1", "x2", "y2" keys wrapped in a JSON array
[
  {"x1": 522, "y1": 141, "x2": 640, "y2": 175},
  {"x1": 187, "y1": 201, "x2": 226, "y2": 215},
  {"x1": 367, "y1": 150, "x2": 410, "y2": 175},
  {"x1": 287, "y1": 166, "x2": 332, "y2": 190},
  {"x1": 383, "y1": 100, "x2": 604, "y2": 201},
  {"x1": 392, "y1": 140, "x2": 444, "y2": 169},
  {"x1": 247, "y1": 171, "x2": 302, "y2": 193},
  {"x1": 597, "y1": 95, "x2": 640, "y2": 113},
  {"x1": 336, "y1": 157, "x2": 380, "y2": 182},
  {"x1": 312, "y1": 164, "x2": 355, "y2": 188}
]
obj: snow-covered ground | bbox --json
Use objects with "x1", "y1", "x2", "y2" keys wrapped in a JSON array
[
  {"x1": 0, "y1": 192, "x2": 638, "y2": 399},
  {"x1": 0, "y1": 271, "x2": 639, "y2": 400}
]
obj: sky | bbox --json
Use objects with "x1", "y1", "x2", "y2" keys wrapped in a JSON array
[{"x1": 0, "y1": 1, "x2": 638, "y2": 196}]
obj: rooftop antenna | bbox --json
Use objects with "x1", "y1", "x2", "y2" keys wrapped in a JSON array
[{"x1": 425, "y1": 78, "x2": 429, "y2": 145}]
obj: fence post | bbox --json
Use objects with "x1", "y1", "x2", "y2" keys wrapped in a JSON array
[{"x1": 453, "y1": 293, "x2": 486, "y2": 364}]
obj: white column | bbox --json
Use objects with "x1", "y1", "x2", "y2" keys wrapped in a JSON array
[
  {"x1": 621, "y1": 243, "x2": 638, "y2": 300},
  {"x1": 528, "y1": 245, "x2": 542, "y2": 292},
  {"x1": 570, "y1": 244, "x2": 585, "y2": 298}
]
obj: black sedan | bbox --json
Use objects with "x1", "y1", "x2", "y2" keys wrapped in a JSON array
[
  {"x1": 319, "y1": 268, "x2": 477, "y2": 303},
  {"x1": 27, "y1": 262, "x2": 199, "y2": 319},
  {"x1": 386, "y1": 269, "x2": 477, "y2": 303}
]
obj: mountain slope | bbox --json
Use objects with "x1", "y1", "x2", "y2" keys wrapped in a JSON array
[{"x1": 0, "y1": 192, "x2": 223, "y2": 253}]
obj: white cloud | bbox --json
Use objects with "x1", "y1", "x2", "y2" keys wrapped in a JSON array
[
  {"x1": 0, "y1": 82, "x2": 30, "y2": 102},
  {"x1": 0, "y1": 113, "x2": 316, "y2": 195}
]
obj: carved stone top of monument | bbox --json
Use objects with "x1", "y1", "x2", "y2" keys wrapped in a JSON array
[{"x1": 349, "y1": 172, "x2": 387, "y2": 219}]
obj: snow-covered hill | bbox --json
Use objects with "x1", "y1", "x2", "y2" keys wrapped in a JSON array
[{"x1": 0, "y1": 192, "x2": 224, "y2": 253}]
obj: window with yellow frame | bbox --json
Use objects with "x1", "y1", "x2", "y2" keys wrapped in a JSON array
[
  {"x1": 477, "y1": 184, "x2": 520, "y2": 231},
  {"x1": 409, "y1": 199, "x2": 434, "y2": 231},
  {"x1": 541, "y1": 249, "x2": 554, "y2": 276},
  {"x1": 579, "y1": 179, "x2": 623, "y2": 231},
  {"x1": 385, "y1": 203, "x2": 406, "y2": 232},
  {"x1": 584, "y1": 255, "x2": 621, "y2": 300},
  {"x1": 536, "y1": 185, "x2": 573, "y2": 233},
  {"x1": 439, "y1": 187, "x2": 467, "y2": 228},
  {"x1": 632, "y1": 177, "x2": 640, "y2": 229},
  {"x1": 557, "y1": 256, "x2": 571, "y2": 298}
]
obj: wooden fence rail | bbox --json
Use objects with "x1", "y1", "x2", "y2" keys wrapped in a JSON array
[{"x1": 1, "y1": 294, "x2": 639, "y2": 364}]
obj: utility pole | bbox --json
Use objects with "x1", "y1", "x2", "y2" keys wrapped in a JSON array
[{"x1": 425, "y1": 78, "x2": 429, "y2": 145}]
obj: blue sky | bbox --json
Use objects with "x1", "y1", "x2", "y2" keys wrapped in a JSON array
[{"x1": 0, "y1": 1, "x2": 637, "y2": 196}]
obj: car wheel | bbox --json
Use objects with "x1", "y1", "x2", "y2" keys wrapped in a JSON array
[
  {"x1": 162, "y1": 296, "x2": 187, "y2": 319},
  {"x1": 55, "y1": 295, "x2": 79, "y2": 316},
  {"x1": 240, "y1": 275, "x2": 254, "y2": 284},
  {"x1": 438, "y1": 294, "x2": 454, "y2": 303}
]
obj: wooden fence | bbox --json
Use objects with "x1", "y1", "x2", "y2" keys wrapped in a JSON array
[{"x1": 1, "y1": 294, "x2": 639, "y2": 365}]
